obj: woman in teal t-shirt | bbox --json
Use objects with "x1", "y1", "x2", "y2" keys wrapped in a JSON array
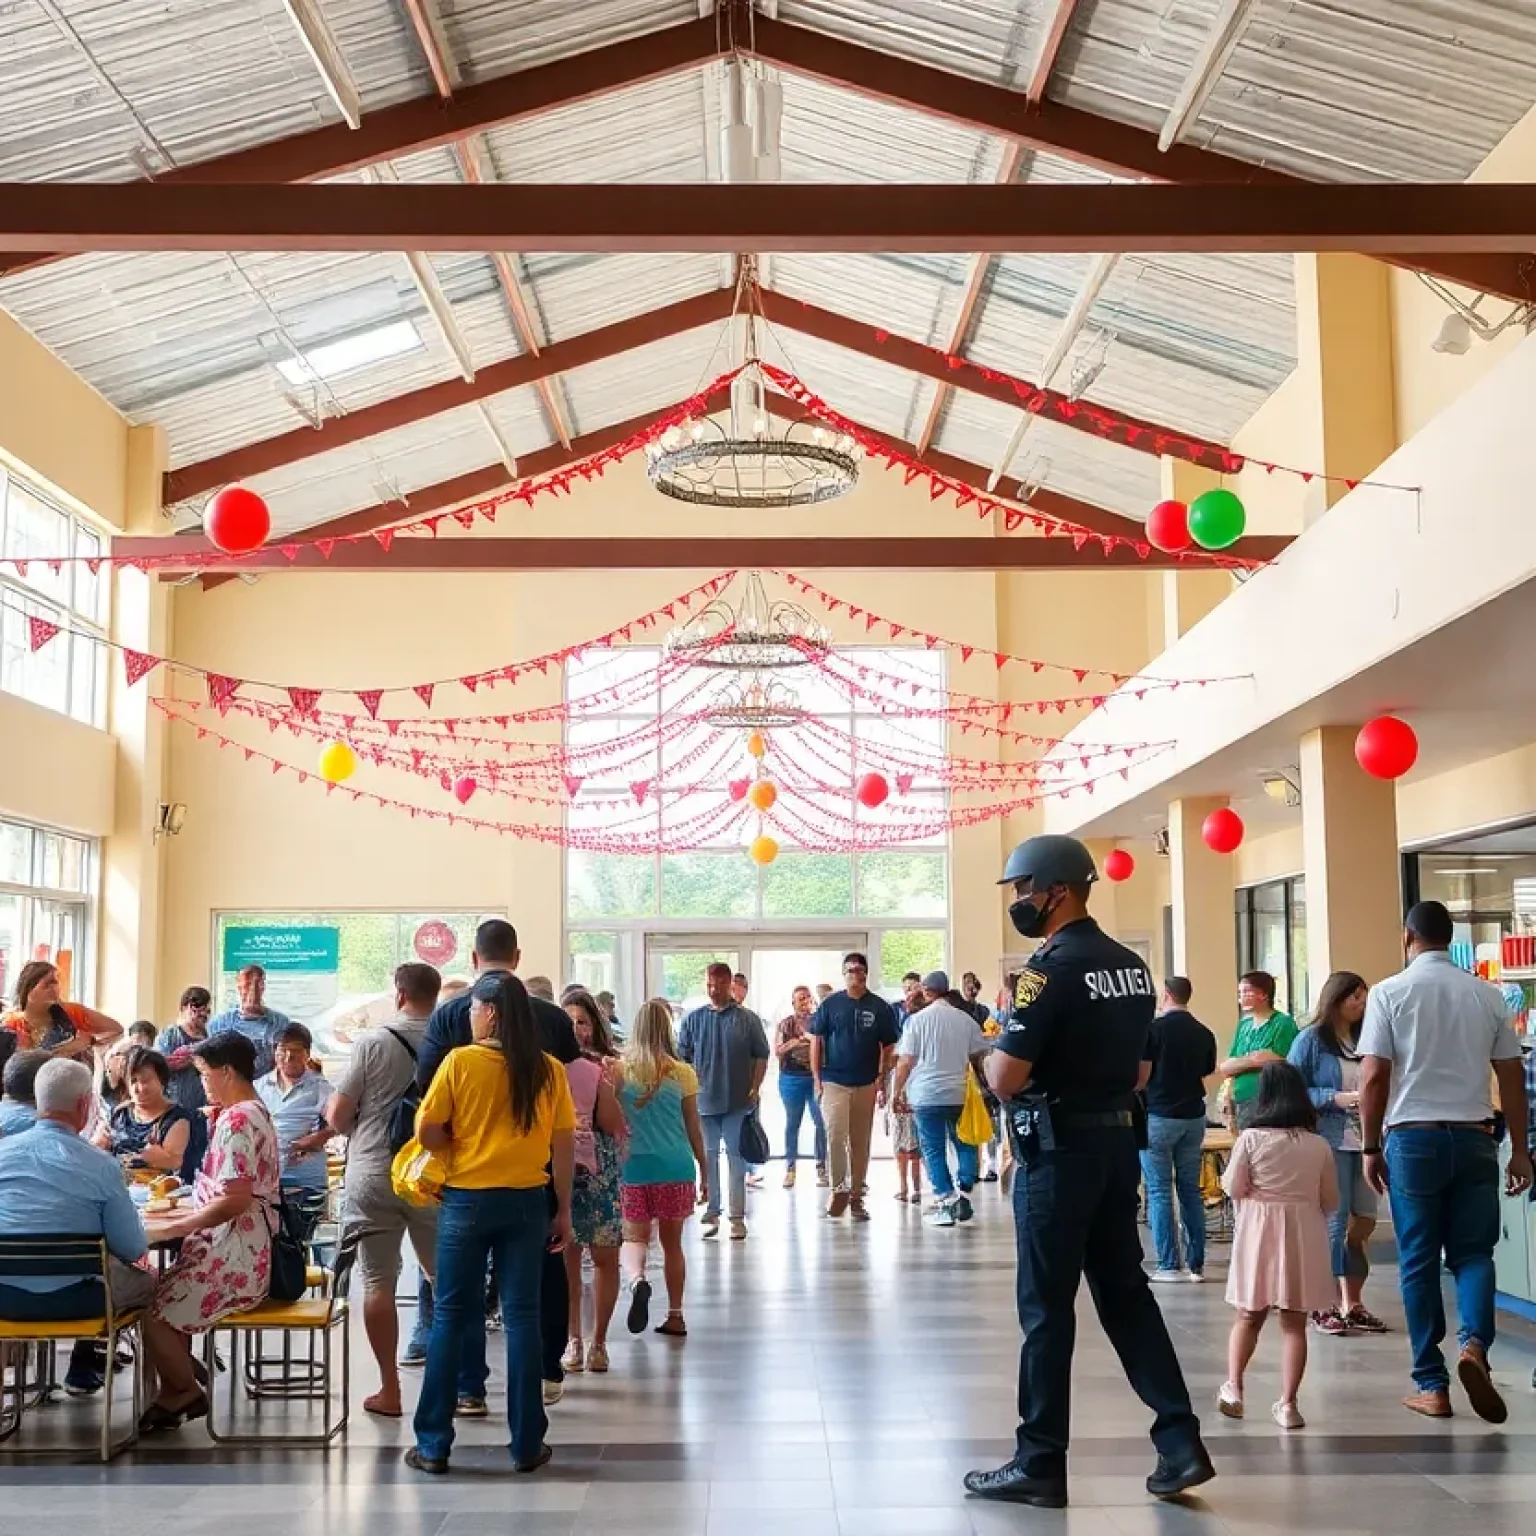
[{"x1": 617, "y1": 999, "x2": 706, "y2": 1339}]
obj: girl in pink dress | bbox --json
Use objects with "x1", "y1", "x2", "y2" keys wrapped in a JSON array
[
  {"x1": 1220, "y1": 1061, "x2": 1338, "y2": 1430},
  {"x1": 139, "y1": 1032, "x2": 281, "y2": 1431}
]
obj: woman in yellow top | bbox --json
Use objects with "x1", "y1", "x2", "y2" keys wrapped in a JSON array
[{"x1": 407, "y1": 972, "x2": 575, "y2": 1478}]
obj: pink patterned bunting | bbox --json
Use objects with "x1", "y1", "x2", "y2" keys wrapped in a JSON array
[
  {"x1": 287, "y1": 687, "x2": 320, "y2": 716},
  {"x1": 123, "y1": 648, "x2": 160, "y2": 686},
  {"x1": 561, "y1": 774, "x2": 584, "y2": 798},
  {"x1": 26, "y1": 616, "x2": 60, "y2": 652},
  {"x1": 356, "y1": 689, "x2": 384, "y2": 719},
  {"x1": 206, "y1": 673, "x2": 241, "y2": 707},
  {"x1": 413, "y1": 684, "x2": 434, "y2": 709}
]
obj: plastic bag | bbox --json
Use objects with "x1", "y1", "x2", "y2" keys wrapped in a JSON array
[
  {"x1": 391, "y1": 1137, "x2": 447, "y2": 1207},
  {"x1": 957, "y1": 1071, "x2": 995, "y2": 1147}
]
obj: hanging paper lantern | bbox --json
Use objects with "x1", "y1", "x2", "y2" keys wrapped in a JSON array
[
  {"x1": 749, "y1": 835, "x2": 779, "y2": 866},
  {"x1": 318, "y1": 740, "x2": 356, "y2": 784},
  {"x1": 855, "y1": 772, "x2": 889, "y2": 808},
  {"x1": 1355, "y1": 716, "x2": 1418, "y2": 780},
  {"x1": 746, "y1": 730, "x2": 768, "y2": 760},
  {"x1": 747, "y1": 778, "x2": 777, "y2": 811},
  {"x1": 1145, "y1": 499, "x2": 1191, "y2": 554},
  {"x1": 1201, "y1": 807, "x2": 1244, "y2": 854},
  {"x1": 453, "y1": 776, "x2": 478, "y2": 805},
  {"x1": 1187, "y1": 488, "x2": 1246, "y2": 551},
  {"x1": 1103, "y1": 848, "x2": 1135, "y2": 883},
  {"x1": 204, "y1": 485, "x2": 271, "y2": 554}
]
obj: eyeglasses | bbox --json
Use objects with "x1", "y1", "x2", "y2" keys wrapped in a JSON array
[{"x1": 842, "y1": 965, "x2": 867, "y2": 977}]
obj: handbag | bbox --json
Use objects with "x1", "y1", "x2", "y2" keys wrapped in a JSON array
[
  {"x1": 391, "y1": 1136, "x2": 447, "y2": 1207},
  {"x1": 957, "y1": 1070, "x2": 994, "y2": 1147},
  {"x1": 739, "y1": 1105, "x2": 771, "y2": 1165},
  {"x1": 266, "y1": 1195, "x2": 309, "y2": 1302}
]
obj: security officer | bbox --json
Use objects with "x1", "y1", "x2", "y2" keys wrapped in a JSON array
[{"x1": 963, "y1": 834, "x2": 1214, "y2": 1508}]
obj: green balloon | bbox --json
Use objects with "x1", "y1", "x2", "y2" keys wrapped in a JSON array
[{"x1": 1187, "y1": 488, "x2": 1246, "y2": 550}]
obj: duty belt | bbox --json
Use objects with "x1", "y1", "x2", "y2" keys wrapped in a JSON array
[{"x1": 1058, "y1": 1110, "x2": 1135, "y2": 1129}]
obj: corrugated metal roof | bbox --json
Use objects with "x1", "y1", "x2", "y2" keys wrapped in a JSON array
[
  {"x1": 935, "y1": 390, "x2": 1160, "y2": 517},
  {"x1": 559, "y1": 325, "x2": 739, "y2": 437},
  {"x1": 442, "y1": 0, "x2": 699, "y2": 84},
  {"x1": 232, "y1": 390, "x2": 552, "y2": 537},
  {"x1": 519, "y1": 253, "x2": 729, "y2": 343},
  {"x1": 1053, "y1": 0, "x2": 1536, "y2": 182},
  {"x1": 759, "y1": 327, "x2": 940, "y2": 446},
  {"x1": 770, "y1": 254, "x2": 973, "y2": 351},
  {"x1": 0, "y1": 0, "x2": 423, "y2": 183}
]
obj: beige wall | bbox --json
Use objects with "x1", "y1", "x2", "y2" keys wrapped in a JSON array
[{"x1": 0, "y1": 691, "x2": 117, "y2": 837}]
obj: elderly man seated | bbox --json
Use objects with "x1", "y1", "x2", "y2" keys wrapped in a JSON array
[{"x1": 0, "y1": 1058, "x2": 155, "y2": 1395}]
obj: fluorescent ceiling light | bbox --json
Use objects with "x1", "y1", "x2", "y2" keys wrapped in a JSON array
[
  {"x1": 276, "y1": 319, "x2": 422, "y2": 386},
  {"x1": 1431, "y1": 867, "x2": 1502, "y2": 877}
]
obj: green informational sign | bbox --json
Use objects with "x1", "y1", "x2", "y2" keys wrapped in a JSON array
[
  {"x1": 221, "y1": 926, "x2": 340, "y2": 973},
  {"x1": 220, "y1": 925, "x2": 340, "y2": 1020}
]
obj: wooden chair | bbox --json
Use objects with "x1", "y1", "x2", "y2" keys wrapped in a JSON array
[
  {"x1": 202, "y1": 1223, "x2": 358, "y2": 1446},
  {"x1": 0, "y1": 1236, "x2": 145, "y2": 1462}
]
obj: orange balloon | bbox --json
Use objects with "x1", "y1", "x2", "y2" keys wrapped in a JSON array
[
  {"x1": 747, "y1": 779, "x2": 777, "y2": 811},
  {"x1": 749, "y1": 835, "x2": 779, "y2": 866},
  {"x1": 746, "y1": 730, "x2": 767, "y2": 759}
]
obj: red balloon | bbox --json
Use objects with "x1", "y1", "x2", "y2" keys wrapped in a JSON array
[
  {"x1": 728, "y1": 777, "x2": 750, "y2": 802},
  {"x1": 204, "y1": 485, "x2": 270, "y2": 554},
  {"x1": 453, "y1": 776, "x2": 477, "y2": 805},
  {"x1": 1146, "y1": 499, "x2": 1192, "y2": 553},
  {"x1": 1103, "y1": 849, "x2": 1135, "y2": 882},
  {"x1": 856, "y1": 772, "x2": 889, "y2": 808},
  {"x1": 1355, "y1": 716, "x2": 1418, "y2": 780},
  {"x1": 1202, "y1": 807, "x2": 1244, "y2": 855}
]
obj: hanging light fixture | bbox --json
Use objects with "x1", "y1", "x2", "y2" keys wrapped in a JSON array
[
  {"x1": 701, "y1": 675, "x2": 805, "y2": 731},
  {"x1": 645, "y1": 263, "x2": 860, "y2": 509},
  {"x1": 666, "y1": 570, "x2": 831, "y2": 670}
]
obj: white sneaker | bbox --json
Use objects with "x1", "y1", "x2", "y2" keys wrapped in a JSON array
[
  {"x1": 1187, "y1": 1269, "x2": 1206, "y2": 1283},
  {"x1": 1272, "y1": 1400, "x2": 1305, "y2": 1430},
  {"x1": 542, "y1": 1380, "x2": 563, "y2": 1406},
  {"x1": 1149, "y1": 1269, "x2": 1187, "y2": 1284},
  {"x1": 1217, "y1": 1381, "x2": 1244, "y2": 1419},
  {"x1": 701, "y1": 1216, "x2": 720, "y2": 1238},
  {"x1": 928, "y1": 1203, "x2": 957, "y2": 1228}
]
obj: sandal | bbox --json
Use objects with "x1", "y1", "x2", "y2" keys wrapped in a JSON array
[
  {"x1": 655, "y1": 1313, "x2": 688, "y2": 1338},
  {"x1": 364, "y1": 1392, "x2": 403, "y2": 1418},
  {"x1": 586, "y1": 1342, "x2": 609, "y2": 1372}
]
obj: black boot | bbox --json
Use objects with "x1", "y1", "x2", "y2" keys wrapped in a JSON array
[
  {"x1": 1147, "y1": 1443, "x2": 1216, "y2": 1498},
  {"x1": 963, "y1": 1461, "x2": 1068, "y2": 1508}
]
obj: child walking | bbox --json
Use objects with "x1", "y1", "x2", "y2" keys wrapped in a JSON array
[{"x1": 1220, "y1": 1061, "x2": 1338, "y2": 1429}]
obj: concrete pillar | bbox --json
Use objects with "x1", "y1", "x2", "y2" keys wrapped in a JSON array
[
  {"x1": 1293, "y1": 254, "x2": 1398, "y2": 525},
  {"x1": 1159, "y1": 458, "x2": 1234, "y2": 646},
  {"x1": 1168, "y1": 797, "x2": 1238, "y2": 1048},
  {"x1": 1299, "y1": 725, "x2": 1403, "y2": 992}
]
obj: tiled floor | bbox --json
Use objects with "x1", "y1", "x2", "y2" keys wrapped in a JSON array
[{"x1": 7, "y1": 1164, "x2": 1536, "y2": 1536}]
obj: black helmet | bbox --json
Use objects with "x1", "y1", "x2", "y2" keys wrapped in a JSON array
[{"x1": 998, "y1": 834, "x2": 1098, "y2": 888}]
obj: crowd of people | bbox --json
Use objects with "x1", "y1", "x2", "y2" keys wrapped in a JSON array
[{"x1": 0, "y1": 880, "x2": 1532, "y2": 1486}]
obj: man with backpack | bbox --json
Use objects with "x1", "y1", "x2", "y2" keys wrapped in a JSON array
[{"x1": 326, "y1": 961, "x2": 441, "y2": 1419}]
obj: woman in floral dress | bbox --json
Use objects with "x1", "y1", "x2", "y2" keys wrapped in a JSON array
[{"x1": 140, "y1": 1032, "x2": 280, "y2": 1431}]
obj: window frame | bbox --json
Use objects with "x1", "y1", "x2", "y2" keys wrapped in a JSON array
[{"x1": 0, "y1": 815, "x2": 98, "y2": 1006}]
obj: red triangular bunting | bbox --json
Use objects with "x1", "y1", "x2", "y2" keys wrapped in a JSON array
[
  {"x1": 413, "y1": 684, "x2": 434, "y2": 709},
  {"x1": 26, "y1": 616, "x2": 60, "y2": 653},
  {"x1": 896, "y1": 774, "x2": 914, "y2": 796},
  {"x1": 287, "y1": 687, "x2": 320, "y2": 716},
  {"x1": 280, "y1": 544, "x2": 300, "y2": 562},
  {"x1": 629, "y1": 779, "x2": 651, "y2": 805},
  {"x1": 123, "y1": 649, "x2": 160, "y2": 686},
  {"x1": 562, "y1": 774, "x2": 584, "y2": 798},
  {"x1": 315, "y1": 538, "x2": 336, "y2": 559},
  {"x1": 373, "y1": 528, "x2": 395, "y2": 552},
  {"x1": 206, "y1": 673, "x2": 240, "y2": 706},
  {"x1": 460, "y1": 675, "x2": 480, "y2": 694},
  {"x1": 356, "y1": 689, "x2": 383, "y2": 718}
]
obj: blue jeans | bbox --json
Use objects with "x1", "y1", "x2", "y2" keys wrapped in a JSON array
[
  {"x1": 913, "y1": 1104, "x2": 979, "y2": 1199},
  {"x1": 413, "y1": 1186, "x2": 549, "y2": 1464},
  {"x1": 1386, "y1": 1127, "x2": 1500, "y2": 1392},
  {"x1": 1139, "y1": 1115, "x2": 1206, "y2": 1274},
  {"x1": 702, "y1": 1108, "x2": 750, "y2": 1219},
  {"x1": 779, "y1": 1074, "x2": 826, "y2": 1169}
]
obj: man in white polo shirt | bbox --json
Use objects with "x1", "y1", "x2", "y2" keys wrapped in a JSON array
[{"x1": 1360, "y1": 900, "x2": 1531, "y2": 1423}]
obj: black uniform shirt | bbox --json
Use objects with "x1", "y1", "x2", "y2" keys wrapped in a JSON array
[{"x1": 994, "y1": 917, "x2": 1155, "y2": 1112}]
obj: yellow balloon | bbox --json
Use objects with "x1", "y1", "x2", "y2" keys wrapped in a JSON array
[
  {"x1": 747, "y1": 778, "x2": 777, "y2": 811},
  {"x1": 319, "y1": 740, "x2": 356, "y2": 783},
  {"x1": 746, "y1": 730, "x2": 767, "y2": 759},
  {"x1": 749, "y1": 835, "x2": 779, "y2": 866}
]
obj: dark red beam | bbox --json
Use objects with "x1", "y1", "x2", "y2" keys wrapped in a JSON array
[
  {"x1": 120, "y1": 535, "x2": 1291, "y2": 574},
  {"x1": 0, "y1": 17, "x2": 721, "y2": 281},
  {"x1": 759, "y1": 290, "x2": 1231, "y2": 470},
  {"x1": 743, "y1": 15, "x2": 1531, "y2": 302},
  {"x1": 163, "y1": 288, "x2": 734, "y2": 503},
  {"x1": 9, "y1": 182, "x2": 1534, "y2": 257}
]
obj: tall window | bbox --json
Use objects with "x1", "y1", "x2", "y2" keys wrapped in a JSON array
[
  {"x1": 0, "y1": 466, "x2": 110, "y2": 727},
  {"x1": 1235, "y1": 876, "x2": 1307, "y2": 1017},
  {"x1": 0, "y1": 816, "x2": 96, "y2": 1005},
  {"x1": 565, "y1": 647, "x2": 950, "y2": 990}
]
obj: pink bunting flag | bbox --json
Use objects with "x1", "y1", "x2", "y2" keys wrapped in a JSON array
[
  {"x1": 315, "y1": 539, "x2": 336, "y2": 560},
  {"x1": 630, "y1": 779, "x2": 652, "y2": 805},
  {"x1": 896, "y1": 774, "x2": 914, "y2": 796},
  {"x1": 561, "y1": 774, "x2": 584, "y2": 798},
  {"x1": 26, "y1": 616, "x2": 60, "y2": 653},
  {"x1": 206, "y1": 672, "x2": 241, "y2": 707},
  {"x1": 413, "y1": 684, "x2": 435, "y2": 709},
  {"x1": 356, "y1": 689, "x2": 384, "y2": 718},
  {"x1": 373, "y1": 529, "x2": 395, "y2": 552},
  {"x1": 123, "y1": 649, "x2": 160, "y2": 686},
  {"x1": 287, "y1": 687, "x2": 320, "y2": 716},
  {"x1": 460, "y1": 675, "x2": 480, "y2": 694}
]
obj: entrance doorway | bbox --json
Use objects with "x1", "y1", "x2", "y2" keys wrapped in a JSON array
[{"x1": 644, "y1": 933, "x2": 872, "y2": 1159}]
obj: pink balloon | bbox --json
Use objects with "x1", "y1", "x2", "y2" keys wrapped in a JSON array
[{"x1": 453, "y1": 776, "x2": 477, "y2": 805}]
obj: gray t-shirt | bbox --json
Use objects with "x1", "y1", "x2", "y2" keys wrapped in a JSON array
[
  {"x1": 896, "y1": 999, "x2": 986, "y2": 1109},
  {"x1": 677, "y1": 1003, "x2": 769, "y2": 1117},
  {"x1": 331, "y1": 1014, "x2": 430, "y2": 1180},
  {"x1": 1358, "y1": 951, "x2": 1521, "y2": 1128}
]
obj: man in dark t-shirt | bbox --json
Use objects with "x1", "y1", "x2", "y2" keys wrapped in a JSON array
[{"x1": 1140, "y1": 977, "x2": 1217, "y2": 1282}]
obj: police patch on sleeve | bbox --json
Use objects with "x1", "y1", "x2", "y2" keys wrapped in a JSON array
[{"x1": 1013, "y1": 967, "x2": 1048, "y2": 1011}]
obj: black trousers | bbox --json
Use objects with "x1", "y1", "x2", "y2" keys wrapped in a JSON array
[{"x1": 1010, "y1": 1126, "x2": 1201, "y2": 1478}]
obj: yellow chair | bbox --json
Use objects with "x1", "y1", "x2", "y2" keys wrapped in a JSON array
[
  {"x1": 0, "y1": 1236, "x2": 144, "y2": 1463},
  {"x1": 201, "y1": 1224, "x2": 357, "y2": 1446}
]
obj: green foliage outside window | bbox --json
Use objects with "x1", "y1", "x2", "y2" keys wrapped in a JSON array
[{"x1": 880, "y1": 928, "x2": 945, "y2": 986}]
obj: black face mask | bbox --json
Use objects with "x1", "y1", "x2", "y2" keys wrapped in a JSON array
[{"x1": 1009, "y1": 891, "x2": 1057, "y2": 938}]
